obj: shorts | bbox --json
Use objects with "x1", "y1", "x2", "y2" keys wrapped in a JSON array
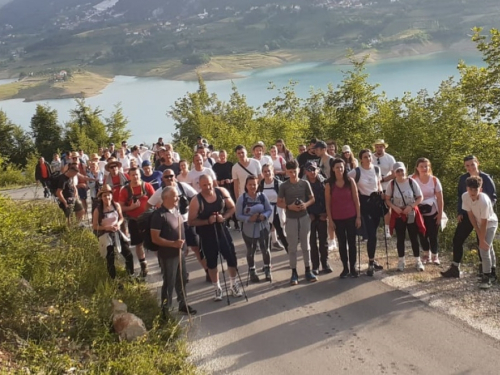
[
  {"x1": 184, "y1": 223, "x2": 199, "y2": 247},
  {"x1": 78, "y1": 187, "x2": 88, "y2": 200},
  {"x1": 59, "y1": 198, "x2": 84, "y2": 218},
  {"x1": 199, "y1": 225, "x2": 237, "y2": 269},
  {"x1": 127, "y1": 218, "x2": 143, "y2": 246}
]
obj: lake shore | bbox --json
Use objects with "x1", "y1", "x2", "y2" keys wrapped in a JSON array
[{"x1": 0, "y1": 40, "x2": 478, "y2": 102}]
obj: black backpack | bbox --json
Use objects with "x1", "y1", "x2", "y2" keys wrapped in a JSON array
[
  {"x1": 354, "y1": 166, "x2": 381, "y2": 183},
  {"x1": 137, "y1": 208, "x2": 159, "y2": 251},
  {"x1": 47, "y1": 172, "x2": 61, "y2": 197}
]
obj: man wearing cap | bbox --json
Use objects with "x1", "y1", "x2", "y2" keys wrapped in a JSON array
[
  {"x1": 141, "y1": 160, "x2": 162, "y2": 191},
  {"x1": 119, "y1": 167, "x2": 155, "y2": 278},
  {"x1": 56, "y1": 164, "x2": 85, "y2": 224},
  {"x1": 251, "y1": 142, "x2": 272, "y2": 167},
  {"x1": 304, "y1": 161, "x2": 332, "y2": 275},
  {"x1": 296, "y1": 138, "x2": 320, "y2": 178},
  {"x1": 104, "y1": 158, "x2": 130, "y2": 202},
  {"x1": 232, "y1": 145, "x2": 262, "y2": 200},
  {"x1": 373, "y1": 139, "x2": 396, "y2": 238},
  {"x1": 314, "y1": 140, "x2": 334, "y2": 179}
]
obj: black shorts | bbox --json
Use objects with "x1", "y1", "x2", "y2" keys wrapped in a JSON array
[
  {"x1": 198, "y1": 225, "x2": 237, "y2": 269},
  {"x1": 127, "y1": 218, "x2": 143, "y2": 246},
  {"x1": 78, "y1": 187, "x2": 88, "y2": 200},
  {"x1": 184, "y1": 223, "x2": 199, "y2": 247}
]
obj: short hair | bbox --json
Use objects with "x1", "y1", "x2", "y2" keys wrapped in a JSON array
[
  {"x1": 161, "y1": 186, "x2": 176, "y2": 199},
  {"x1": 262, "y1": 163, "x2": 274, "y2": 171},
  {"x1": 219, "y1": 149, "x2": 227, "y2": 154},
  {"x1": 234, "y1": 145, "x2": 245, "y2": 152},
  {"x1": 129, "y1": 167, "x2": 139, "y2": 174},
  {"x1": 464, "y1": 155, "x2": 478, "y2": 163},
  {"x1": 466, "y1": 176, "x2": 482, "y2": 189},
  {"x1": 199, "y1": 174, "x2": 212, "y2": 184},
  {"x1": 244, "y1": 175, "x2": 259, "y2": 193},
  {"x1": 131, "y1": 145, "x2": 139, "y2": 152},
  {"x1": 285, "y1": 160, "x2": 299, "y2": 170}
]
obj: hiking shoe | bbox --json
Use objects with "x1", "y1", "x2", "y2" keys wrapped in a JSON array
[
  {"x1": 479, "y1": 274, "x2": 492, "y2": 290},
  {"x1": 339, "y1": 269, "x2": 349, "y2": 279},
  {"x1": 179, "y1": 303, "x2": 197, "y2": 315},
  {"x1": 322, "y1": 264, "x2": 333, "y2": 274},
  {"x1": 367, "y1": 265, "x2": 374, "y2": 277},
  {"x1": 312, "y1": 269, "x2": 320, "y2": 276},
  {"x1": 432, "y1": 254, "x2": 440, "y2": 265},
  {"x1": 491, "y1": 267, "x2": 497, "y2": 283},
  {"x1": 397, "y1": 258, "x2": 405, "y2": 272},
  {"x1": 441, "y1": 264, "x2": 460, "y2": 278},
  {"x1": 385, "y1": 228, "x2": 392, "y2": 238},
  {"x1": 421, "y1": 251, "x2": 431, "y2": 264},
  {"x1": 214, "y1": 287, "x2": 223, "y2": 301},
  {"x1": 416, "y1": 258, "x2": 425, "y2": 272},
  {"x1": 139, "y1": 261, "x2": 148, "y2": 278},
  {"x1": 249, "y1": 268, "x2": 260, "y2": 283},
  {"x1": 230, "y1": 283, "x2": 243, "y2": 297},
  {"x1": 350, "y1": 270, "x2": 359, "y2": 278},
  {"x1": 373, "y1": 261, "x2": 384, "y2": 270},
  {"x1": 272, "y1": 242, "x2": 285, "y2": 251},
  {"x1": 290, "y1": 270, "x2": 299, "y2": 286},
  {"x1": 305, "y1": 271, "x2": 318, "y2": 283},
  {"x1": 264, "y1": 266, "x2": 273, "y2": 282}
]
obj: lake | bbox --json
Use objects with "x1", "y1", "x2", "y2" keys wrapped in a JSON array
[{"x1": 0, "y1": 52, "x2": 483, "y2": 145}]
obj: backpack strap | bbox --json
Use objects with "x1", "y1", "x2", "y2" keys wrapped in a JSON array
[
  {"x1": 355, "y1": 167, "x2": 360, "y2": 183},
  {"x1": 408, "y1": 178, "x2": 416, "y2": 199},
  {"x1": 374, "y1": 166, "x2": 380, "y2": 180}
]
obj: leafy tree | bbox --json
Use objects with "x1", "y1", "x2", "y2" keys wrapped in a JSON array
[
  {"x1": 65, "y1": 99, "x2": 108, "y2": 151},
  {"x1": 0, "y1": 110, "x2": 35, "y2": 167},
  {"x1": 30, "y1": 104, "x2": 63, "y2": 160},
  {"x1": 106, "y1": 104, "x2": 132, "y2": 145}
]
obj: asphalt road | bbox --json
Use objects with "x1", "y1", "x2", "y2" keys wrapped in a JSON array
[{"x1": 4, "y1": 187, "x2": 500, "y2": 375}]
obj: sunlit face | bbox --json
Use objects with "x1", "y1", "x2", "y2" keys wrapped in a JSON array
[
  {"x1": 89, "y1": 162, "x2": 98, "y2": 173},
  {"x1": 467, "y1": 186, "x2": 480, "y2": 200},
  {"x1": 245, "y1": 178, "x2": 258, "y2": 194},
  {"x1": 464, "y1": 160, "x2": 479, "y2": 174},
  {"x1": 101, "y1": 192, "x2": 112, "y2": 205},
  {"x1": 163, "y1": 189, "x2": 179, "y2": 207},
  {"x1": 286, "y1": 167, "x2": 299, "y2": 180},
  {"x1": 253, "y1": 146, "x2": 263, "y2": 159},
  {"x1": 270, "y1": 146, "x2": 278, "y2": 157},
  {"x1": 179, "y1": 161, "x2": 188, "y2": 171},
  {"x1": 360, "y1": 151, "x2": 372, "y2": 166},
  {"x1": 199, "y1": 176, "x2": 213, "y2": 194},
  {"x1": 395, "y1": 168, "x2": 406, "y2": 178},
  {"x1": 417, "y1": 161, "x2": 430, "y2": 176},
  {"x1": 315, "y1": 147, "x2": 325, "y2": 157},
  {"x1": 165, "y1": 152, "x2": 172, "y2": 162},
  {"x1": 53, "y1": 154, "x2": 60, "y2": 161},
  {"x1": 219, "y1": 151, "x2": 227, "y2": 163},
  {"x1": 305, "y1": 168, "x2": 318, "y2": 179},
  {"x1": 197, "y1": 148, "x2": 206, "y2": 158},
  {"x1": 334, "y1": 162, "x2": 344, "y2": 176},
  {"x1": 327, "y1": 144, "x2": 336, "y2": 155},
  {"x1": 109, "y1": 164, "x2": 119, "y2": 176},
  {"x1": 104, "y1": 151, "x2": 111, "y2": 159},
  {"x1": 193, "y1": 154, "x2": 203, "y2": 169},
  {"x1": 130, "y1": 170, "x2": 141, "y2": 183},
  {"x1": 276, "y1": 142, "x2": 283, "y2": 150},
  {"x1": 299, "y1": 145, "x2": 306, "y2": 154},
  {"x1": 262, "y1": 166, "x2": 273, "y2": 179},
  {"x1": 374, "y1": 144, "x2": 385, "y2": 156},
  {"x1": 236, "y1": 148, "x2": 247, "y2": 161},
  {"x1": 162, "y1": 171, "x2": 175, "y2": 186},
  {"x1": 143, "y1": 165, "x2": 152, "y2": 175}
]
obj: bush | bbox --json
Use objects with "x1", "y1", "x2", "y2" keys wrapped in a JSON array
[{"x1": 0, "y1": 197, "x2": 195, "y2": 374}]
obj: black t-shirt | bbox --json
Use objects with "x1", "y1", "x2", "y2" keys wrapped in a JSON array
[
  {"x1": 57, "y1": 174, "x2": 76, "y2": 200},
  {"x1": 157, "y1": 162, "x2": 180, "y2": 176},
  {"x1": 212, "y1": 161, "x2": 234, "y2": 195},
  {"x1": 150, "y1": 206, "x2": 185, "y2": 259},
  {"x1": 296, "y1": 151, "x2": 319, "y2": 178}
]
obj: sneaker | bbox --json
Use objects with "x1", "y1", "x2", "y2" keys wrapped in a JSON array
[
  {"x1": 249, "y1": 269, "x2": 260, "y2": 283},
  {"x1": 272, "y1": 242, "x2": 285, "y2": 251},
  {"x1": 491, "y1": 267, "x2": 497, "y2": 283},
  {"x1": 440, "y1": 264, "x2": 460, "y2": 278},
  {"x1": 350, "y1": 270, "x2": 359, "y2": 278},
  {"x1": 373, "y1": 260, "x2": 384, "y2": 270},
  {"x1": 432, "y1": 254, "x2": 440, "y2": 265},
  {"x1": 479, "y1": 274, "x2": 492, "y2": 290},
  {"x1": 178, "y1": 303, "x2": 197, "y2": 315},
  {"x1": 139, "y1": 261, "x2": 148, "y2": 278},
  {"x1": 421, "y1": 251, "x2": 431, "y2": 264},
  {"x1": 214, "y1": 288, "x2": 223, "y2": 302},
  {"x1": 230, "y1": 283, "x2": 243, "y2": 297},
  {"x1": 416, "y1": 258, "x2": 425, "y2": 272},
  {"x1": 264, "y1": 266, "x2": 273, "y2": 282},
  {"x1": 290, "y1": 270, "x2": 299, "y2": 286},
  {"x1": 397, "y1": 258, "x2": 405, "y2": 272},
  {"x1": 367, "y1": 265, "x2": 374, "y2": 277},
  {"x1": 312, "y1": 269, "x2": 320, "y2": 276},
  {"x1": 339, "y1": 269, "x2": 349, "y2": 279},
  {"x1": 305, "y1": 271, "x2": 318, "y2": 283},
  {"x1": 385, "y1": 228, "x2": 391, "y2": 238},
  {"x1": 322, "y1": 264, "x2": 333, "y2": 274}
]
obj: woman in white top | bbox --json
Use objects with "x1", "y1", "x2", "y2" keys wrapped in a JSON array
[
  {"x1": 117, "y1": 148, "x2": 131, "y2": 173},
  {"x1": 347, "y1": 149, "x2": 385, "y2": 276},
  {"x1": 412, "y1": 158, "x2": 443, "y2": 265},
  {"x1": 385, "y1": 162, "x2": 424, "y2": 272},
  {"x1": 176, "y1": 159, "x2": 190, "y2": 184},
  {"x1": 269, "y1": 145, "x2": 286, "y2": 180}
]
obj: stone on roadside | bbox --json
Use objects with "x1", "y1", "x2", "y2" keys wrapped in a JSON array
[{"x1": 111, "y1": 299, "x2": 147, "y2": 342}]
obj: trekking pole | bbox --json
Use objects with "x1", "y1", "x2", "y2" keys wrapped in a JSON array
[
  {"x1": 178, "y1": 215, "x2": 191, "y2": 322},
  {"x1": 219, "y1": 220, "x2": 249, "y2": 302},
  {"x1": 357, "y1": 234, "x2": 361, "y2": 275},
  {"x1": 382, "y1": 204, "x2": 389, "y2": 269},
  {"x1": 213, "y1": 215, "x2": 230, "y2": 306}
]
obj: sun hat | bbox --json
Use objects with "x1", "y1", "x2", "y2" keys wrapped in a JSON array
[
  {"x1": 393, "y1": 162, "x2": 406, "y2": 172},
  {"x1": 252, "y1": 141, "x2": 265, "y2": 151},
  {"x1": 97, "y1": 184, "x2": 113, "y2": 198},
  {"x1": 373, "y1": 139, "x2": 388, "y2": 148},
  {"x1": 90, "y1": 153, "x2": 99, "y2": 161},
  {"x1": 70, "y1": 151, "x2": 80, "y2": 158},
  {"x1": 342, "y1": 145, "x2": 352, "y2": 153},
  {"x1": 105, "y1": 158, "x2": 122, "y2": 171}
]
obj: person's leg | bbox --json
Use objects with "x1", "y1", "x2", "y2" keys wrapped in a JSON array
[
  {"x1": 364, "y1": 212, "x2": 380, "y2": 260},
  {"x1": 418, "y1": 215, "x2": 432, "y2": 261},
  {"x1": 309, "y1": 217, "x2": 320, "y2": 271},
  {"x1": 394, "y1": 218, "x2": 406, "y2": 258},
  {"x1": 345, "y1": 217, "x2": 358, "y2": 272},
  {"x1": 105, "y1": 245, "x2": 116, "y2": 279},
  {"x1": 452, "y1": 214, "x2": 474, "y2": 264},
  {"x1": 273, "y1": 210, "x2": 288, "y2": 252},
  {"x1": 285, "y1": 218, "x2": 299, "y2": 269},
  {"x1": 317, "y1": 219, "x2": 329, "y2": 269},
  {"x1": 160, "y1": 256, "x2": 179, "y2": 309},
  {"x1": 299, "y1": 215, "x2": 312, "y2": 270},
  {"x1": 242, "y1": 232, "x2": 256, "y2": 269},
  {"x1": 120, "y1": 238, "x2": 135, "y2": 275},
  {"x1": 334, "y1": 219, "x2": 349, "y2": 270},
  {"x1": 175, "y1": 254, "x2": 187, "y2": 306},
  {"x1": 407, "y1": 223, "x2": 421, "y2": 258},
  {"x1": 481, "y1": 225, "x2": 497, "y2": 274},
  {"x1": 259, "y1": 227, "x2": 271, "y2": 266},
  {"x1": 425, "y1": 213, "x2": 439, "y2": 256}
]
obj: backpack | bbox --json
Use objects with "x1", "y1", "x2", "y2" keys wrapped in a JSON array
[
  {"x1": 47, "y1": 172, "x2": 61, "y2": 197},
  {"x1": 258, "y1": 178, "x2": 280, "y2": 194},
  {"x1": 125, "y1": 181, "x2": 148, "y2": 203},
  {"x1": 354, "y1": 166, "x2": 381, "y2": 183},
  {"x1": 196, "y1": 187, "x2": 225, "y2": 215},
  {"x1": 137, "y1": 208, "x2": 159, "y2": 251}
]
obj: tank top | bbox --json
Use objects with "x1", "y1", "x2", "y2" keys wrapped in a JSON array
[
  {"x1": 196, "y1": 189, "x2": 225, "y2": 237},
  {"x1": 330, "y1": 182, "x2": 356, "y2": 220}
]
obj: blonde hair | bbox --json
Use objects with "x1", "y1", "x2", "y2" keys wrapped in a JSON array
[{"x1": 414, "y1": 157, "x2": 433, "y2": 177}]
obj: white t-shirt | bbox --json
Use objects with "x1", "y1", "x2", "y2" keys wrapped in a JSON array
[
  {"x1": 232, "y1": 159, "x2": 262, "y2": 196},
  {"x1": 374, "y1": 153, "x2": 396, "y2": 190},
  {"x1": 176, "y1": 173, "x2": 190, "y2": 184},
  {"x1": 271, "y1": 156, "x2": 284, "y2": 173},
  {"x1": 386, "y1": 178, "x2": 422, "y2": 208},
  {"x1": 186, "y1": 168, "x2": 217, "y2": 193},
  {"x1": 462, "y1": 192, "x2": 498, "y2": 228},
  {"x1": 413, "y1": 175, "x2": 442, "y2": 216},
  {"x1": 148, "y1": 182, "x2": 197, "y2": 221},
  {"x1": 118, "y1": 155, "x2": 131, "y2": 172},
  {"x1": 130, "y1": 153, "x2": 143, "y2": 167},
  {"x1": 348, "y1": 166, "x2": 381, "y2": 196},
  {"x1": 252, "y1": 155, "x2": 272, "y2": 167}
]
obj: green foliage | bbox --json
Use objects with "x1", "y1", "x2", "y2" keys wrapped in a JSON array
[
  {"x1": 0, "y1": 110, "x2": 35, "y2": 167},
  {"x1": 181, "y1": 53, "x2": 211, "y2": 65},
  {"x1": 30, "y1": 104, "x2": 63, "y2": 160},
  {"x1": 0, "y1": 197, "x2": 194, "y2": 374}
]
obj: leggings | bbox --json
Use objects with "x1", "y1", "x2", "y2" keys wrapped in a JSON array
[
  {"x1": 271, "y1": 205, "x2": 288, "y2": 252},
  {"x1": 452, "y1": 213, "x2": 481, "y2": 264},
  {"x1": 394, "y1": 218, "x2": 420, "y2": 258},
  {"x1": 334, "y1": 216, "x2": 357, "y2": 271},
  {"x1": 310, "y1": 216, "x2": 328, "y2": 270},
  {"x1": 106, "y1": 241, "x2": 134, "y2": 279},
  {"x1": 418, "y1": 213, "x2": 439, "y2": 254},
  {"x1": 242, "y1": 228, "x2": 270, "y2": 268}
]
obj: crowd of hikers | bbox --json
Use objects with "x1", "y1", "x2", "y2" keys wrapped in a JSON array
[{"x1": 34, "y1": 137, "x2": 498, "y2": 316}]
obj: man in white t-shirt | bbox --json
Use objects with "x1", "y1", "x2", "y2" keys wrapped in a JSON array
[
  {"x1": 187, "y1": 154, "x2": 217, "y2": 193},
  {"x1": 251, "y1": 141, "x2": 272, "y2": 167},
  {"x1": 462, "y1": 176, "x2": 498, "y2": 289},
  {"x1": 195, "y1": 145, "x2": 215, "y2": 169},
  {"x1": 232, "y1": 144, "x2": 262, "y2": 199},
  {"x1": 373, "y1": 139, "x2": 396, "y2": 238}
]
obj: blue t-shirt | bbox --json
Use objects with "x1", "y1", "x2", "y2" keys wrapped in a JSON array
[{"x1": 141, "y1": 170, "x2": 162, "y2": 191}]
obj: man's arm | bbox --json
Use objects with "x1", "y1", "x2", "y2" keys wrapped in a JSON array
[{"x1": 187, "y1": 196, "x2": 211, "y2": 227}]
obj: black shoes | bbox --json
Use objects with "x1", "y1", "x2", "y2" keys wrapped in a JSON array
[
  {"x1": 264, "y1": 266, "x2": 273, "y2": 282},
  {"x1": 249, "y1": 268, "x2": 260, "y2": 283},
  {"x1": 339, "y1": 268, "x2": 349, "y2": 279},
  {"x1": 440, "y1": 264, "x2": 460, "y2": 278},
  {"x1": 373, "y1": 260, "x2": 384, "y2": 270},
  {"x1": 179, "y1": 303, "x2": 197, "y2": 315},
  {"x1": 366, "y1": 264, "x2": 374, "y2": 277},
  {"x1": 322, "y1": 263, "x2": 333, "y2": 274}
]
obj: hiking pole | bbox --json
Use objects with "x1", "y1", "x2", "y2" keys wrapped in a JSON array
[
  {"x1": 219, "y1": 220, "x2": 249, "y2": 302},
  {"x1": 357, "y1": 234, "x2": 361, "y2": 275},
  {"x1": 213, "y1": 215, "x2": 230, "y2": 306},
  {"x1": 178, "y1": 215, "x2": 191, "y2": 323},
  {"x1": 382, "y1": 205, "x2": 389, "y2": 269}
]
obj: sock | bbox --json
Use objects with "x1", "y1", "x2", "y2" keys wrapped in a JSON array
[
  {"x1": 230, "y1": 277, "x2": 236, "y2": 287},
  {"x1": 271, "y1": 230, "x2": 278, "y2": 243},
  {"x1": 139, "y1": 258, "x2": 146, "y2": 264},
  {"x1": 385, "y1": 224, "x2": 390, "y2": 232},
  {"x1": 213, "y1": 281, "x2": 221, "y2": 290}
]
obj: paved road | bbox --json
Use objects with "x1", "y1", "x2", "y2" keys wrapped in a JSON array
[{"x1": 4, "y1": 187, "x2": 500, "y2": 374}]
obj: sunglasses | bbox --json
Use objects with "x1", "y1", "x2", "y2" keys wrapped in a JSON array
[
  {"x1": 163, "y1": 175, "x2": 174, "y2": 179},
  {"x1": 376, "y1": 157, "x2": 380, "y2": 165}
]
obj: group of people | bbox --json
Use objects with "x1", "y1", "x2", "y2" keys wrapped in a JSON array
[{"x1": 35, "y1": 136, "x2": 498, "y2": 315}]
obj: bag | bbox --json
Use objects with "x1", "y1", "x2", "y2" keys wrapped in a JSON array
[
  {"x1": 47, "y1": 172, "x2": 61, "y2": 197},
  {"x1": 418, "y1": 204, "x2": 433, "y2": 215},
  {"x1": 407, "y1": 209, "x2": 416, "y2": 224},
  {"x1": 137, "y1": 208, "x2": 159, "y2": 251},
  {"x1": 177, "y1": 182, "x2": 190, "y2": 215},
  {"x1": 392, "y1": 179, "x2": 416, "y2": 222},
  {"x1": 354, "y1": 166, "x2": 381, "y2": 184}
]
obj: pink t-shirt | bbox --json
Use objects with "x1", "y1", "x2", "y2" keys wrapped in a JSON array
[{"x1": 330, "y1": 183, "x2": 356, "y2": 220}]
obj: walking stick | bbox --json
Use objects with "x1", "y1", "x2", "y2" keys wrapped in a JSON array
[
  {"x1": 178, "y1": 214, "x2": 191, "y2": 322},
  {"x1": 213, "y1": 214, "x2": 231, "y2": 305},
  {"x1": 358, "y1": 234, "x2": 361, "y2": 275},
  {"x1": 382, "y1": 204, "x2": 389, "y2": 269}
]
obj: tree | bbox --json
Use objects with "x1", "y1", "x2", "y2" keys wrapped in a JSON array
[
  {"x1": 30, "y1": 104, "x2": 63, "y2": 160},
  {"x1": 65, "y1": 99, "x2": 108, "y2": 151},
  {"x1": 106, "y1": 104, "x2": 131, "y2": 145},
  {"x1": 0, "y1": 110, "x2": 35, "y2": 167}
]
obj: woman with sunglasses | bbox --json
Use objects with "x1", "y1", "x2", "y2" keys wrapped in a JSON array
[
  {"x1": 385, "y1": 162, "x2": 425, "y2": 272},
  {"x1": 275, "y1": 139, "x2": 293, "y2": 162},
  {"x1": 347, "y1": 149, "x2": 385, "y2": 276},
  {"x1": 340, "y1": 145, "x2": 358, "y2": 172},
  {"x1": 441, "y1": 155, "x2": 497, "y2": 278},
  {"x1": 412, "y1": 158, "x2": 443, "y2": 265}
]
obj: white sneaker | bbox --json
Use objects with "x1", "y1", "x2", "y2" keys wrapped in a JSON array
[
  {"x1": 214, "y1": 288, "x2": 223, "y2": 302},
  {"x1": 229, "y1": 283, "x2": 242, "y2": 298},
  {"x1": 397, "y1": 257, "x2": 405, "y2": 272},
  {"x1": 432, "y1": 254, "x2": 440, "y2": 265},
  {"x1": 328, "y1": 239, "x2": 338, "y2": 251},
  {"x1": 272, "y1": 242, "x2": 285, "y2": 250},
  {"x1": 416, "y1": 258, "x2": 425, "y2": 272},
  {"x1": 385, "y1": 228, "x2": 392, "y2": 239}
]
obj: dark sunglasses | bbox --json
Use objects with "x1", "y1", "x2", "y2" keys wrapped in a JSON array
[
  {"x1": 376, "y1": 157, "x2": 380, "y2": 165},
  {"x1": 163, "y1": 175, "x2": 174, "y2": 179}
]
